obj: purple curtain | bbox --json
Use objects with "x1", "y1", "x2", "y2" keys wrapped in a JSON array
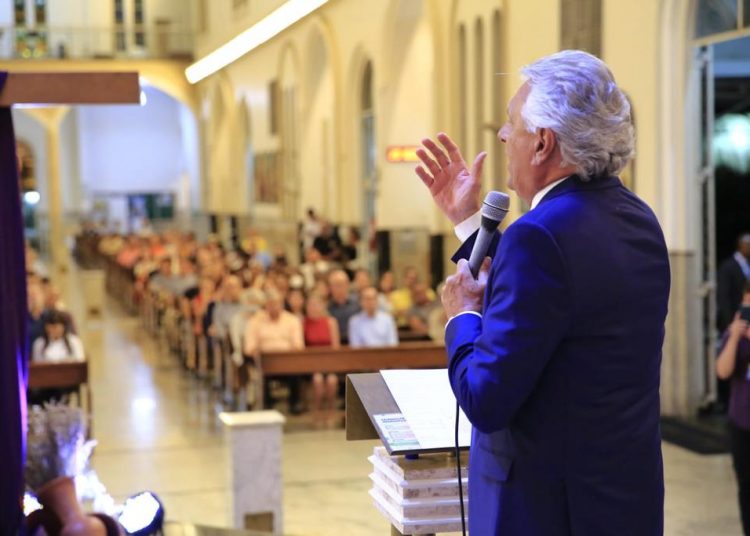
[{"x1": 0, "y1": 71, "x2": 29, "y2": 534}]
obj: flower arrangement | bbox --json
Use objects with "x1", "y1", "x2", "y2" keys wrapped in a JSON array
[{"x1": 25, "y1": 402, "x2": 96, "y2": 491}]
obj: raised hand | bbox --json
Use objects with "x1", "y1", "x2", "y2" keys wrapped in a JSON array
[{"x1": 415, "y1": 132, "x2": 487, "y2": 224}]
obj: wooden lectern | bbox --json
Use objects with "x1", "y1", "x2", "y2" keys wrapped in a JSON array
[{"x1": 346, "y1": 373, "x2": 469, "y2": 536}]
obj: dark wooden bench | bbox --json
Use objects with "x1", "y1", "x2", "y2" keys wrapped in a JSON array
[
  {"x1": 260, "y1": 342, "x2": 447, "y2": 375},
  {"x1": 246, "y1": 342, "x2": 448, "y2": 410},
  {"x1": 28, "y1": 360, "x2": 93, "y2": 435}
]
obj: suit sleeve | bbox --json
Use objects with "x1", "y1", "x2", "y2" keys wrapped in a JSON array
[
  {"x1": 451, "y1": 229, "x2": 501, "y2": 264},
  {"x1": 445, "y1": 220, "x2": 572, "y2": 433}
]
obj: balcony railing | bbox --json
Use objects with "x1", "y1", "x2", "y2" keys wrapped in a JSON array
[{"x1": 0, "y1": 24, "x2": 194, "y2": 61}]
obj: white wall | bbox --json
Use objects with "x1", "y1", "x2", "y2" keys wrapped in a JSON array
[
  {"x1": 78, "y1": 85, "x2": 186, "y2": 198},
  {"x1": 379, "y1": 17, "x2": 435, "y2": 230}
]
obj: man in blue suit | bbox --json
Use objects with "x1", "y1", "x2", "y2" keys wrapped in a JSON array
[{"x1": 416, "y1": 50, "x2": 671, "y2": 535}]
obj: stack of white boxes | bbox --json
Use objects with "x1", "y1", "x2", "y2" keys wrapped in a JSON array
[{"x1": 368, "y1": 446, "x2": 469, "y2": 535}]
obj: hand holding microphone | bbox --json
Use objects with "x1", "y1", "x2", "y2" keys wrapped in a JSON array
[{"x1": 442, "y1": 192, "x2": 509, "y2": 317}]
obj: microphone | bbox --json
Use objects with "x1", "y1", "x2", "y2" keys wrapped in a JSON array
[{"x1": 468, "y1": 191, "x2": 510, "y2": 278}]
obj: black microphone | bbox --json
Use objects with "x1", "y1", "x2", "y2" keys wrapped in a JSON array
[{"x1": 468, "y1": 191, "x2": 510, "y2": 278}]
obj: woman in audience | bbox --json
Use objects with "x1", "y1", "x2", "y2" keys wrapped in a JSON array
[
  {"x1": 716, "y1": 280, "x2": 750, "y2": 535},
  {"x1": 377, "y1": 271, "x2": 395, "y2": 313},
  {"x1": 192, "y1": 277, "x2": 216, "y2": 337},
  {"x1": 312, "y1": 277, "x2": 331, "y2": 302},
  {"x1": 32, "y1": 310, "x2": 85, "y2": 362},
  {"x1": 304, "y1": 293, "x2": 341, "y2": 421},
  {"x1": 286, "y1": 288, "x2": 306, "y2": 321}
]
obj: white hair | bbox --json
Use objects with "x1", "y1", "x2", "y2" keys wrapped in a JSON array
[{"x1": 520, "y1": 50, "x2": 634, "y2": 180}]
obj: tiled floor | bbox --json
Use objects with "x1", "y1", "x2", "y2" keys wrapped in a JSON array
[{"x1": 62, "y1": 269, "x2": 744, "y2": 535}]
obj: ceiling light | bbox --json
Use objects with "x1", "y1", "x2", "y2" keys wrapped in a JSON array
[{"x1": 185, "y1": 0, "x2": 329, "y2": 84}]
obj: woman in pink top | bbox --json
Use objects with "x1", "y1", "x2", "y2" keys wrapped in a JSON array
[{"x1": 304, "y1": 293, "x2": 340, "y2": 421}]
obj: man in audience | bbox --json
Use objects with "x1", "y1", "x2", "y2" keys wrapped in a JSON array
[
  {"x1": 719, "y1": 233, "x2": 750, "y2": 332},
  {"x1": 406, "y1": 282, "x2": 439, "y2": 337},
  {"x1": 352, "y1": 268, "x2": 372, "y2": 296},
  {"x1": 349, "y1": 286, "x2": 398, "y2": 347},
  {"x1": 313, "y1": 221, "x2": 343, "y2": 261},
  {"x1": 300, "y1": 247, "x2": 329, "y2": 291},
  {"x1": 244, "y1": 289, "x2": 305, "y2": 410},
  {"x1": 148, "y1": 257, "x2": 174, "y2": 294},
  {"x1": 210, "y1": 275, "x2": 245, "y2": 340},
  {"x1": 389, "y1": 266, "x2": 436, "y2": 326},
  {"x1": 328, "y1": 270, "x2": 360, "y2": 344}
]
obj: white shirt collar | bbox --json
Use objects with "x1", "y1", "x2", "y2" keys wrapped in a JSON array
[{"x1": 530, "y1": 176, "x2": 570, "y2": 210}]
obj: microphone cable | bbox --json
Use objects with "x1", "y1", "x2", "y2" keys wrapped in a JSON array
[{"x1": 455, "y1": 400, "x2": 467, "y2": 536}]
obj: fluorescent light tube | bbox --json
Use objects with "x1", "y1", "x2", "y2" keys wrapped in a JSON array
[{"x1": 186, "y1": 0, "x2": 329, "y2": 84}]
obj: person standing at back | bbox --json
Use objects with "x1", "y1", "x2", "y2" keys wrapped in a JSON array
[{"x1": 416, "y1": 50, "x2": 671, "y2": 535}]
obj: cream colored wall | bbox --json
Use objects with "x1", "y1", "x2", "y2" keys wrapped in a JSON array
[
  {"x1": 602, "y1": 0, "x2": 661, "y2": 216},
  {"x1": 194, "y1": 0, "x2": 681, "y2": 243}
]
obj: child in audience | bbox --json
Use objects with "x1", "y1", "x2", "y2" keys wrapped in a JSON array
[{"x1": 32, "y1": 310, "x2": 85, "y2": 362}]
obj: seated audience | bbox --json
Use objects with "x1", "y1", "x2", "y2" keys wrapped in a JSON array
[
  {"x1": 286, "y1": 288, "x2": 306, "y2": 321},
  {"x1": 328, "y1": 270, "x2": 360, "y2": 344},
  {"x1": 377, "y1": 271, "x2": 395, "y2": 313},
  {"x1": 407, "y1": 282, "x2": 439, "y2": 337},
  {"x1": 210, "y1": 275, "x2": 245, "y2": 339},
  {"x1": 244, "y1": 289, "x2": 304, "y2": 355},
  {"x1": 300, "y1": 247, "x2": 330, "y2": 291},
  {"x1": 428, "y1": 283, "x2": 449, "y2": 344},
  {"x1": 389, "y1": 266, "x2": 436, "y2": 326},
  {"x1": 244, "y1": 289, "x2": 305, "y2": 411},
  {"x1": 352, "y1": 268, "x2": 372, "y2": 296},
  {"x1": 32, "y1": 310, "x2": 85, "y2": 362},
  {"x1": 313, "y1": 222, "x2": 343, "y2": 261},
  {"x1": 349, "y1": 287, "x2": 398, "y2": 348},
  {"x1": 303, "y1": 294, "x2": 341, "y2": 419}
]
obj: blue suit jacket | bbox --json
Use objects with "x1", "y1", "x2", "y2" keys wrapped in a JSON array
[{"x1": 447, "y1": 176, "x2": 670, "y2": 535}]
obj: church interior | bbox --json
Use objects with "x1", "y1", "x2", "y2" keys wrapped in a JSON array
[{"x1": 3, "y1": 0, "x2": 750, "y2": 534}]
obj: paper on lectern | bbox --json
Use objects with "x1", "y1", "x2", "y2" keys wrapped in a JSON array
[{"x1": 380, "y1": 369, "x2": 471, "y2": 450}]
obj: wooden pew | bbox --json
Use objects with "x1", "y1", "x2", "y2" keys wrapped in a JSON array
[
  {"x1": 27, "y1": 360, "x2": 93, "y2": 435},
  {"x1": 260, "y1": 342, "x2": 447, "y2": 375},
  {"x1": 245, "y1": 342, "x2": 448, "y2": 410}
]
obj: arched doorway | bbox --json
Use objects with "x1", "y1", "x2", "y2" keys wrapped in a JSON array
[{"x1": 659, "y1": 0, "x2": 750, "y2": 414}]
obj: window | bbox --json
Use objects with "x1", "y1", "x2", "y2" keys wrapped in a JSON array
[
  {"x1": 34, "y1": 0, "x2": 46, "y2": 25},
  {"x1": 134, "y1": 0, "x2": 145, "y2": 47},
  {"x1": 696, "y1": 0, "x2": 738, "y2": 38},
  {"x1": 14, "y1": 0, "x2": 25, "y2": 25},
  {"x1": 560, "y1": 0, "x2": 602, "y2": 56},
  {"x1": 114, "y1": 0, "x2": 126, "y2": 51}
]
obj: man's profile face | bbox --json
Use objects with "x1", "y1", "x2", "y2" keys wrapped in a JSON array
[
  {"x1": 499, "y1": 83, "x2": 538, "y2": 204},
  {"x1": 361, "y1": 288, "x2": 378, "y2": 315}
]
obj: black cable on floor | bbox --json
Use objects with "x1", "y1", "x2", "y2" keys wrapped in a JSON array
[{"x1": 456, "y1": 400, "x2": 467, "y2": 536}]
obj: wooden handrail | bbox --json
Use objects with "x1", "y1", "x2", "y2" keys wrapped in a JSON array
[{"x1": 260, "y1": 342, "x2": 447, "y2": 375}]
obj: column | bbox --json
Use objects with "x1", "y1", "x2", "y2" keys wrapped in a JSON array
[{"x1": 25, "y1": 106, "x2": 70, "y2": 275}]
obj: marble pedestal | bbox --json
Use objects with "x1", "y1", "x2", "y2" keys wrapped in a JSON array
[
  {"x1": 369, "y1": 447, "x2": 468, "y2": 535},
  {"x1": 220, "y1": 411, "x2": 285, "y2": 533}
]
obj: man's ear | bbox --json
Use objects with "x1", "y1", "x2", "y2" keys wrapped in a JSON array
[{"x1": 532, "y1": 127, "x2": 557, "y2": 165}]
